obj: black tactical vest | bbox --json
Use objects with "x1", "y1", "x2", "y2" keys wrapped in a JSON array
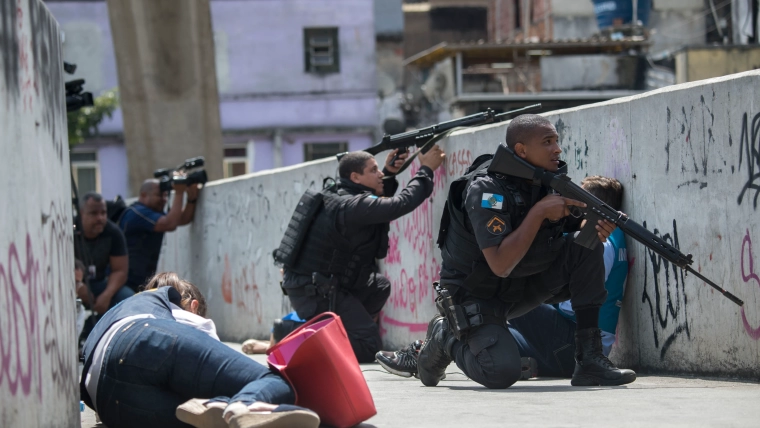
[
  {"x1": 437, "y1": 156, "x2": 566, "y2": 301},
  {"x1": 283, "y1": 185, "x2": 389, "y2": 291}
]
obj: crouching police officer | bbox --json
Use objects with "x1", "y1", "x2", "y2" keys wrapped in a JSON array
[
  {"x1": 274, "y1": 146, "x2": 445, "y2": 363},
  {"x1": 417, "y1": 114, "x2": 636, "y2": 388}
]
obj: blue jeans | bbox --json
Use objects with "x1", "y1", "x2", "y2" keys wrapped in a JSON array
[
  {"x1": 89, "y1": 277, "x2": 135, "y2": 309},
  {"x1": 96, "y1": 318, "x2": 294, "y2": 428},
  {"x1": 508, "y1": 303, "x2": 577, "y2": 378}
]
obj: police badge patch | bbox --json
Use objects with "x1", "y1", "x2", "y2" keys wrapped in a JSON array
[
  {"x1": 481, "y1": 193, "x2": 504, "y2": 209},
  {"x1": 486, "y1": 215, "x2": 507, "y2": 235}
]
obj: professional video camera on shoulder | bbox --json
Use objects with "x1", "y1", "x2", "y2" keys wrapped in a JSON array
[
  {"x1": 64, "y1": 62, "x2": 94, "y2": 112},
  {"x1": 154, "y1": 156, "x2": 208, "y2": 192}
]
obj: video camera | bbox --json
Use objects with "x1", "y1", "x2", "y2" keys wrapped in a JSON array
[
  {"x1": 64, "y1": 62, "x2": 94, "y2": 112},
  {"x1": 154, "y1": 156, "x2": 208, "y2": 192}
]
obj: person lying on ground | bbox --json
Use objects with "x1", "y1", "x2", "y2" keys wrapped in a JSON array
[{"x1": 80, "y1": 271, "x2": 319, "y2": 428}]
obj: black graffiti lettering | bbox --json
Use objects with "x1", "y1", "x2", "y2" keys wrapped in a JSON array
[
  {"x1": 641, "y1": 219, "x2": 691, "y2": 360},
  {"x1": 666, "y1": 98, "x2": 719, "y2": 176},
  {"x1": 0, "y1": 0, "x2": 20, "y2": 100},
  {"x1": 737, "y1": 112, "x2": 760, "y2": 209},
  {"x1": 28, "y1": 0, "x2": 65, "y2": 162}
]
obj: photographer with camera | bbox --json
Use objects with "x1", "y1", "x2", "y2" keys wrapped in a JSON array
[{"x1": 118, "y1": 176, "x2": 200, "y2": 293}]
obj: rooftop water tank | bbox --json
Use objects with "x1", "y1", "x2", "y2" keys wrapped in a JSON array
[{"x1": 592, "y1": 0, "x2": 650, "y2": 28}]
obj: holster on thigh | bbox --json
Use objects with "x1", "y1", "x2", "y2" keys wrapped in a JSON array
[{"x1": 436, "y1": 283, "x2": 509, "y2": 341}]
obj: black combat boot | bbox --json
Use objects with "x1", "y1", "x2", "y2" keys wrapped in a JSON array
[
  {"x1": 417, "y1": 316, "x2": 455, "y2": 387},
  {"x1": 571, "y1": 328, "x2": 636, "y2": 386},
  {"x1": 375, "y1": 340, "x2": 423, "y2": 378}
]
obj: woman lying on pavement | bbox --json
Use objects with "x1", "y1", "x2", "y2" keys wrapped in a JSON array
[{"x1": 79, "y1": 272, "x2": 319, "y2": 428}]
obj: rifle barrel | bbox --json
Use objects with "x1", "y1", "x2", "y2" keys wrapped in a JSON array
[
  {"x1": 684, "y1": 266, "x2": 744, "y2": 306},
  {"x1": 493, "y1": 103, "x2": 543, "y2": 121}
]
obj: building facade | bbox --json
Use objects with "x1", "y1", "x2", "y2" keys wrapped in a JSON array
[{"x1": 48, "y1": 0, "x2": 377, "y2": 199}]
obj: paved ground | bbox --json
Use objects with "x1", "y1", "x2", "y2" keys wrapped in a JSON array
[{"x1": 82, "y1": 342, "x2": 760, "y2": 427}]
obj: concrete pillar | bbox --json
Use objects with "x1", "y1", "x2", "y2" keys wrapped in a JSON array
[
  {"x1": 1, "y1": 0, "x2": 78, "y2": 426},
  {"x1": 106, "y1": 0, "x2": 223, "y2": 195}
]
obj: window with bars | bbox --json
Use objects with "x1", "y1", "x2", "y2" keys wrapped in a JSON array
[
  {"x1": 303, "y1": 142, "x2": 348, "y2": 162},
  {"x1": 304, "y1": 27, "x2": 340, "y2": 74},
  {"x1": 223, "y1": 147, "x2": 248, "y2": 178},
  {"x1": 71, "y1": 151, "x2": 100, "y2": 195}
]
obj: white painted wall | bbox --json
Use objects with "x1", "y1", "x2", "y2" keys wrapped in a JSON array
[
  {"x1": 160, "y1": 70, "x2": 760, "y2": 377},
  {"x1": 0, "y1": 1, "x2": 78, "y2": 427}
]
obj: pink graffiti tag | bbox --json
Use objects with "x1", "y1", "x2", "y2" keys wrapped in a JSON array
[
  {"x1": 740, "y1": 229, "x2": 760, "y2": 339},
  {"x1": 380, "y1": 314, "x2": 428, "y2": 333},
  {"x1": 0, "y1": 235, "x2": 39, "y2": 398}
]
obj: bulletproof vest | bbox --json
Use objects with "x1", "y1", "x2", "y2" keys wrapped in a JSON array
[
  {"x1": 283, "y1": 185, "x2": 388, "y2": 291},
  {"x1": 438, "y1": 156, "x2": 566, "y2": 301}
]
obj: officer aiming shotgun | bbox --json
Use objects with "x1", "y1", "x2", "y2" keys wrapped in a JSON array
[
  {"x1": 274, "y1": 143, "x2": 446, "y2": 363},
  {"x1": 488, "y1": 144, "x2": 744, "y2": 307},
  {"x1": 364, "y1": 104, "x2": 542, "y2": 176}
]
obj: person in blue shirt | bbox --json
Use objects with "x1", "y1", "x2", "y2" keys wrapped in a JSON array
[{"x1": 119, "y1": 178, "x2": 199, "y2": 292}]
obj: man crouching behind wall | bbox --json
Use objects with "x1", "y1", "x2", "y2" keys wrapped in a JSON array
[
  {"x1": 279, "y1": 147, "x2": 445, "y2": 362},
  {"x1": 416, "y1": 114, "x2": 636, "y2": 389}
]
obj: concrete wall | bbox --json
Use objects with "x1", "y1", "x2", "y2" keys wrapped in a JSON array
[
  {"x1": 160, "y1": 70, "x2": 760, "y2": 378},
  {"x1": 0, "y1": 1, "x2": 78, "y2": 426}
]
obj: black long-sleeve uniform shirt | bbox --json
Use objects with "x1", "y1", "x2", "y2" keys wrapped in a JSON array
[
  {"x1": 338, "y1": 165, "x2": 435, "y2": 231},
  {"x1": 283, "y1": 166, "x2": 435, "y2": 290}
]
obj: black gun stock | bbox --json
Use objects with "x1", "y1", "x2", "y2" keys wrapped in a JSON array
[
  {"x1": 488, "y1": 144, "x2": 744, "y2": 307},
  {"x1": 365, "y1": 104, "x2": 542, "y2": 175}
]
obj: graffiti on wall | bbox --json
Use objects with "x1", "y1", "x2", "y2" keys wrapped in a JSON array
[
  {"x1": 665, "y1": 94, "x2": 735, "y2": 183},
  {"x1": 740, "y1": 229, "x2": 760, "y2": 340},
  {"x1": 737, "y1": 112, "x2": 760, "y2": 209},
  {"x1": 604, "y1": 118, "x2": 631, "y2": 179},
  {"x1": 381, "y1": 149, "x2": 471, "y2": 332},
  {"x1": 554, "y1": 118, "x2": 588, "y2": 173},
  {"x1": 640, "y1": 219, "x2": 692, "y2": 360},
  {"x1": 0, "y1": 201, "x2": 76, "y2": 399},
  {"x1": 553, "y1": 116, "x2": 630, "y2": 179},
  {"x1": 0, "y1": 0, "x2": 66, "y2": 160},
  {"x1": 221, "y1": 254, "x2": 264, "y2": 325}
]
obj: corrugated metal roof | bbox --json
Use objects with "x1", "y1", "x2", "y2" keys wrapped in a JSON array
[{"x1": 404, "y1": 37, "x2": 650, "y2": 68}]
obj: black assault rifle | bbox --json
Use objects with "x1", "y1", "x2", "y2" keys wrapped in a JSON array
[
  {"x1": 488, "y1": 144, "x2": 744, "y2": 307},
  {"x1": 363, "y1": 104, "x2": 542, "y2": 177}
]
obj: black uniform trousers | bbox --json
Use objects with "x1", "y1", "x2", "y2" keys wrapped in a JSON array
[
  {"x1": 288, "y1": 273, "x2": 391, "y2": 363},
  {"x1": 449, "y1": 232, "x2": 607, "y2": 389}
]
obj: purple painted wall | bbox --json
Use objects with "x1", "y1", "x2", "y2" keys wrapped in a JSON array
[
  {"x1": 281, "y1": 133, "x2": 372, "y2": 166},
  {"x1": 253, "y1": 139, "x2": 274, "y2": 172},
  {"x1": 46, "y1": 0, "x2": 378, "y2": 196},
  {"x1": 219, "y1": 97, "x2": 377, "y2": 130},
  {"x1": 97, "y1": 143, "x2": 129, "y2": 199}
]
